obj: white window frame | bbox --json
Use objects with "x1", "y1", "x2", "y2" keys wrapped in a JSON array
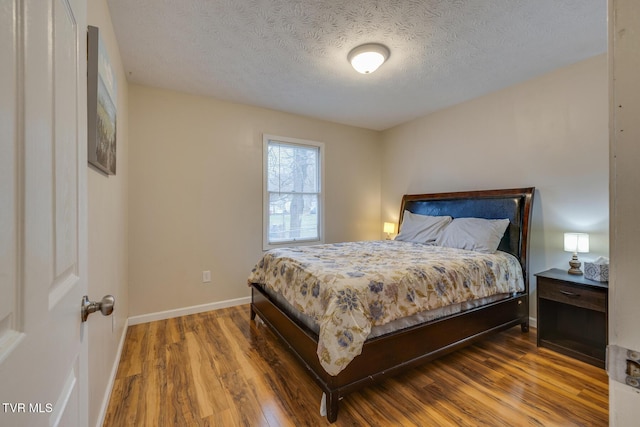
[{"x1": 263, "y1": 134, "x2": 325, "y2": 250}]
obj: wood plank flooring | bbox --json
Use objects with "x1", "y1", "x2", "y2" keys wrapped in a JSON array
[{"x1": 103, "y1": 305, "x2": 608, "y2": 426}]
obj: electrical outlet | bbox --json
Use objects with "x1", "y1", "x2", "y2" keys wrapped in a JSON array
[{"x1": 202, "y1": 270, "x2": 211, "y2": 283}]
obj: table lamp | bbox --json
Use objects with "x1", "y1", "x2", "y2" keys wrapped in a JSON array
[
  {"x1": 564, "y1": 232, "x2": 589, "y2": 275},
  {"x1": 383, "y1": 222, "x2": 395, "y2": 240}
]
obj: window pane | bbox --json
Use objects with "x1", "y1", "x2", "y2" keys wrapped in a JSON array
[
  {"x1": 267, "y1": 144, "x2": 282, "y2": 192},
  {"x1": 268, "y1": 193, "x2": 318, "y2": 243},
  {"x1": 267, "y1": 142, "x2": 318, "y2": 193}
]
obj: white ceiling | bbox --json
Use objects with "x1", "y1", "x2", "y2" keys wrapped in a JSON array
[{"x1": 106, "y1": 0, "x2": 606, "y2": 131}]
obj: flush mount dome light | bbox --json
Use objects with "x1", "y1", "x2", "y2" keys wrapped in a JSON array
[{"x1": 348, "y1": 43, "x2": 390, "y2": 74}]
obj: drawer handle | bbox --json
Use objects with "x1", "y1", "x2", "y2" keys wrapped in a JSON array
[{"x1": 560, "y1": 290, "x2": 580, "y2": 297}]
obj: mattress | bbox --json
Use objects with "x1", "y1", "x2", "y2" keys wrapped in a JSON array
[{"x1": 257, "y1": 283, "x2": 513, "y2": 339}]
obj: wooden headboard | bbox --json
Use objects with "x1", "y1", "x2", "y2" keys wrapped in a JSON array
[{"x1": 399, "y1": 187, "x2": 535, "y2": 290}]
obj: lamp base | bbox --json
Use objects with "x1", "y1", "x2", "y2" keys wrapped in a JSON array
[{"x1": 568, "y1": 254, "x2": 583, "y2": 275}]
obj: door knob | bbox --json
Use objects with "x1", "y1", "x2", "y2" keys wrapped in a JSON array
[{"x1": 81, "y1": 295, "x2": 115, "y2": 322}]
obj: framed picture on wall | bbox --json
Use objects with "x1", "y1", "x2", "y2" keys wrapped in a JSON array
[{"x1": 87, "y1": 25, "x2": 117, "y2": 175}]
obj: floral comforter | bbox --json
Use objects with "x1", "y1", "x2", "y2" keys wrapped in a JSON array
[{"x1": 247, "y1": 240, "x2": 524, "y2": 376}]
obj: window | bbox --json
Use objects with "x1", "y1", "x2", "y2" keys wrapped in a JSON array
[{"x1": 263, "y1": 135, "x2": 324, "y2": 250}]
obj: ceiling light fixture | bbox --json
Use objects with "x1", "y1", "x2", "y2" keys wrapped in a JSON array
[{"x1": 348, "y1": 43, "x2": 390, "y2": 74}]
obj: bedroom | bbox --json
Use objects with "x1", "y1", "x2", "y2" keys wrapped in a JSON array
[{"x1": 1, "y1": 0, "x2": 638, "y2": 426}]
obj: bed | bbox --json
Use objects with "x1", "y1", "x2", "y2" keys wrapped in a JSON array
[{"x1": 249, "y1": 187, "x2": 534, "y2": 422}]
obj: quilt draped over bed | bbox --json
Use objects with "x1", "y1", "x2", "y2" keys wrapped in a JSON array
[{"x1": 248, "y1": 240, "x2": 524, "y2": 375}]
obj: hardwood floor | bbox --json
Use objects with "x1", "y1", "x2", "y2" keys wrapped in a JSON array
[{"x1": 103, "y1": 305, "x2": 608, "y2": 426}]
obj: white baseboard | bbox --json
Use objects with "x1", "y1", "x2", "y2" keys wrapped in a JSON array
[
  {"x1": 95, "y1": 317, "x2": 129, "y2": 427},
  {"x1": 127, "y1": 296, "x2": 252, "y2": 325},
  {"x1": 127, "y1": 298, "x2": 537, "y2": 328}
]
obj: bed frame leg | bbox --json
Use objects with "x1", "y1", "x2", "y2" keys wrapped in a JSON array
[
  {"x1": 521, "y1": 322, "x2": 529, "y2": 332},
  {"x1": 250, "y1": 306, "x2": 256, "y2": 321},
  {"x1": 325, "y1": 392, "x2": 339, "y2": 423}
]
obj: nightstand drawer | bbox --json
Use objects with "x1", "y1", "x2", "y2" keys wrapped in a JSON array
[{"x1": 538, "y1": 280, "x2": 606, "y2": 313}]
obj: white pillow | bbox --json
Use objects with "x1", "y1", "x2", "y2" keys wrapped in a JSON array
[
  {"x1": 436, "y1": 217, "x2": 510, "y2": 253},
  {"x1": 395, "y1": 211, "x2": 452, "y2": 244}
]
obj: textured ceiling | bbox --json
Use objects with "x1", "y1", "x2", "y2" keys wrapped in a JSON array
[{"x1": 107, "y1": 0, "x2": 606, "y2": 131}]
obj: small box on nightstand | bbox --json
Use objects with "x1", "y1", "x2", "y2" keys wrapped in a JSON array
[{"x1": 584, "y1": 262, "x2": 609, "y2": 282}]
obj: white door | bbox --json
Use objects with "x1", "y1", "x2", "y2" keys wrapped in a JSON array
[{"x1": 0, "y1": 0, "x2": 89, "y2": 426}]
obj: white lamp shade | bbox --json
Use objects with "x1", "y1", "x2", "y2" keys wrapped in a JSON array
[
  {"x1": 564, "y1": 233, "x2": 590, "y2": 253},
  {"x1": 383, "y1": 222, "x2": 395, "y2": 234},
  {"x1": 348, "y1": 44, "x2": 390, "y2": 74}
]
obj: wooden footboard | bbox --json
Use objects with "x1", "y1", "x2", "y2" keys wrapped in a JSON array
[{"x1": 251, "y1": 284, "x2": 529, "y2": 422}]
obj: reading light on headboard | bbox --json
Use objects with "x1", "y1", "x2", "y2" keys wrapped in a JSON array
[
  {"x1": 383, "y1": 222, "x2": 395, "y2": 240},
  {"x1": 564, "y1": 232, "x2": 590, "y2": 275}
]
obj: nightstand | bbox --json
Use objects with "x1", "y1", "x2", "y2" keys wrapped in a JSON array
[{"x1": 535, "y1": 268, "x2": 608, "y2": 368}]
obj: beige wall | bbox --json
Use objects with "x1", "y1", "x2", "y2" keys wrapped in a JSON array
[
  {"x1": 609, "y1": 0, "x2": 640, "y2": 422},
  {"x1": 128, "y1": 56, "x2": 608, "y2": 320},
  {"x1": 128, "y1": 85, "x2": 381, "y2": 316},
  {"x1": 87, "y1": 0, "x2": 129, "y2": 425},
  {"x1": 381, "y1": 55, "x2": 609, "y2": 319}
]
